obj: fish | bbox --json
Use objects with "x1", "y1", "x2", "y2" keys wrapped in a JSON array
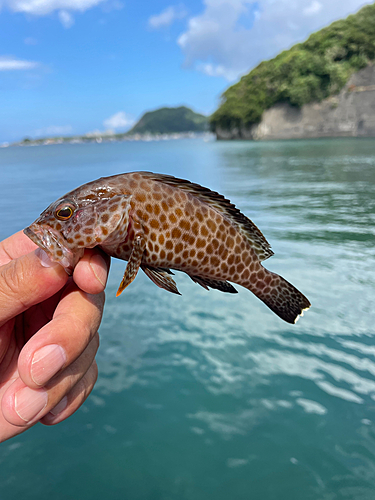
[{"x1": 24, "y1": 171, "x2": 311, "y2": 324}]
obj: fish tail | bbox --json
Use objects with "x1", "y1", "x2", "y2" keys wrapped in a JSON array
[{"x1": 244, "y1": 267, "x2": 311, "y2": 324}]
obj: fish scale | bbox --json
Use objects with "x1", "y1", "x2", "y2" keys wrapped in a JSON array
[{"x1": 24, "y1": 171, "x2": 311, "y2": 324}]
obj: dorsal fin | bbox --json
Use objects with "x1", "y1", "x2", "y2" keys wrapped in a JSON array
[{"x1": 140, "y1": 172, "x2": 274, "y2": 261}]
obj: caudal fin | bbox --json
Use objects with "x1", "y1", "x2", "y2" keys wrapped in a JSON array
[{"x1": 246, "y1": 269, "x2": 311, "y2": 324}]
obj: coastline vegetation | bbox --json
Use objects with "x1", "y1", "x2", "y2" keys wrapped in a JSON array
[{"x1": 210, "y1": 3, "x2": 375, "y2": 132}]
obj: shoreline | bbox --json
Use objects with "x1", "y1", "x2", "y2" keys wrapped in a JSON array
[{"x1": 3, "y1": 131, "x2": 214, "y2": 148}]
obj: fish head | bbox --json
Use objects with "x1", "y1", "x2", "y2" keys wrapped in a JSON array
[{"x1": 24, "y1": 190, "x2": 132, "y2": 274}]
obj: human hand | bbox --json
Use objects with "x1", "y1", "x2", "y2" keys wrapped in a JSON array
[{"x1": 0, "y1": 231, "x2": 110, "y2": 442}]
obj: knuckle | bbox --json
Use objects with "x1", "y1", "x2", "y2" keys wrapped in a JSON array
[
  {"x1": 1, "y1": 261, "x2": 22, "y2": 296},
  {"x1": 69, "y1": 299, "x2": 103, "y2": 343},
  {"x1": 86, "y1": 292, "x2": 105, "y2": 321},
  {"x1": 0, "y1": 260, "x2": 28, "y2": 309},
  {"x1": 69, "y1": 314, "x2": 92, "y2": 344}
]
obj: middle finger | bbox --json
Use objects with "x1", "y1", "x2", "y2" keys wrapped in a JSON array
[
  {"x1": 1, "y1": 332, "x2": 99, "y2": 427},
  {"x1": 18, "y1": 281, "x2": 104, "y2": 389}
]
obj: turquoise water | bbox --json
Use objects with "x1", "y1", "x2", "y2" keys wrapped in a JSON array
[{"x1": 1, "y1": 137, "x2": 375, "y2": 499}]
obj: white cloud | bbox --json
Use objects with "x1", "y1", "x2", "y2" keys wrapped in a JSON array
[
  {"x1": 148, "y1": 4, "x2": 187, "y2": 29},
  {"x1": 33, "y1": 125, "x2": 73, "y2": 137},
  {"x1": 59, "y1": 10, "x2": 74, "y2": 28},
  {"x1": 3, "y1": 0, "x2": 108, "y2": 27},
  {"x1": 103, "y1": 111, "x2": 134, "y2": 130},
  {"x1": 0, "y1": 56, "x2": 39, "y2": 71},
  {"x1": 196, "y1": 62, "x2": 238, "y2": 81},
  {"x1": 303, "y1": 1, "x2": 322, "y2": 16},
  {"x1": 4, "y1": 0, "x2": 106, "y2": 15},
  {"x1": 177, "y1": 0, "x2": 372, "y2": 82}
]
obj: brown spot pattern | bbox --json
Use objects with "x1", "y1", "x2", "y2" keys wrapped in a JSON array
[{"x1": 29, "y1": 171, "x2": 309, "y2": 324}]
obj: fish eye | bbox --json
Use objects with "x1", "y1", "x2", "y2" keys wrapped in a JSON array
[{"x1": 55, "y1": 205, "x2": 74, "y2": 221}]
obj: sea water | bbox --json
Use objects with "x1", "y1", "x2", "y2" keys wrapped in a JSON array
[{"x1": 0, "y1": 137, "x2": 375, "y2": 500}]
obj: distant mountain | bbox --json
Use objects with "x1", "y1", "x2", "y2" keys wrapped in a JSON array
[
  {"x1": 210, "y1": 2, "x2": 375, "y2": 137},
  {"x1": 128, "y1": 106, "x2": 208, "y2": 135}
]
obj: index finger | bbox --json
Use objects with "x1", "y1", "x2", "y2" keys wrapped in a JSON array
[
  {"x1": 0, "y1": 231, "x2": 38, "y2": 266},
  {"x1": 1, "y1": 231, "x2": 110, "y2": 295},
  {"x1": 0, "y1": 250, "x2": 68, "y2": 329}
]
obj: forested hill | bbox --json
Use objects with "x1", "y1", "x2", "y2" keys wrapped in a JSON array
[
  {"x1": 210, "y1": 2, "x2": 375, "y2": 133},
  {"x1": 129, "y1": 106, "x2": 208, "y2": 135}
]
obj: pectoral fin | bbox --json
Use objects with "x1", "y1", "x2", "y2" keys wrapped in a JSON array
[
  {"x1": 141, "y1": 265, "x2": 181, "y2": 295},
  {"x1": 116, "y1": 232, "x2": 146, "y2": 296},
  {"x1": 189, "y1": 275, "x2": 238, "y2": 294}
]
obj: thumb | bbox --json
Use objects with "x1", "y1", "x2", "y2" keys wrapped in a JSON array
[{"x1": 0, "y1": 249, "x2": 68, "y2": 328}]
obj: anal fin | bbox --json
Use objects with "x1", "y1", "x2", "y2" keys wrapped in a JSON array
[
  {"x1": 189, "y1": 275, "x2": 238, "y2": 294},
  {"x1": 141, "y1": 265, "x2": 181, "y2": 295}
]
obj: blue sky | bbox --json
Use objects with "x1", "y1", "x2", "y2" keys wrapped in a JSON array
[{"x1": 0, "y1": 0, "x2": 372, "y2": 142}]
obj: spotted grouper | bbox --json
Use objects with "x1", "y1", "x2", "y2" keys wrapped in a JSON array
[{"x1": 24, "y1": 171, "x2": 311, "y2": 323}]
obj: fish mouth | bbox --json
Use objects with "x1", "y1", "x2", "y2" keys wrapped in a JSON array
[
  {"x1": 24, "y1": 224, "x2": 76, "y2": 274},
  {"x1": 24, "y1": 225, "x2": 48, "y2": 252}
]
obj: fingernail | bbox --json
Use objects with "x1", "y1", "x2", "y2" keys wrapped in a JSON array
[
  {"x1": 50, "y1": 396, "x2": 68, "y2": 416},
  {"x1": 31, "y1": 344, "x2": 67, "y2": 386},
  {"x1": 35, "y1": 248, "x2": 58, "y2": 268},
  {"x1": 15, "y1": 387, "x2": 48, "y2": 422},
  {"x1": 89, "y1": 253, "x2": 108, "y2": 288}
]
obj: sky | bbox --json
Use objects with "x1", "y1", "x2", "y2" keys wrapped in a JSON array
[{"x1": 0, "y1": 0, "x2": 373, "y2": 142}]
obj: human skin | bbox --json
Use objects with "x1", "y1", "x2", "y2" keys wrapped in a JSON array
[{"x1": 0, "y1": 231, "x2": 110, "y2": 442}]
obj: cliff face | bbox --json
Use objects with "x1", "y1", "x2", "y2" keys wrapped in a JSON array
[{"x1": 216, "y1": 65, "x2": 375, "y2": 141}]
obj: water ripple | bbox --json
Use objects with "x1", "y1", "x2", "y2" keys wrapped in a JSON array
[{"x1": 3, "y1": 139, "x2": 375, "y2": 500}]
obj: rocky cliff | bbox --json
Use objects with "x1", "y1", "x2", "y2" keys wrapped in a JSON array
[{"x1": 216, "y1": 65, "x2": 375, "y2": 140}]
